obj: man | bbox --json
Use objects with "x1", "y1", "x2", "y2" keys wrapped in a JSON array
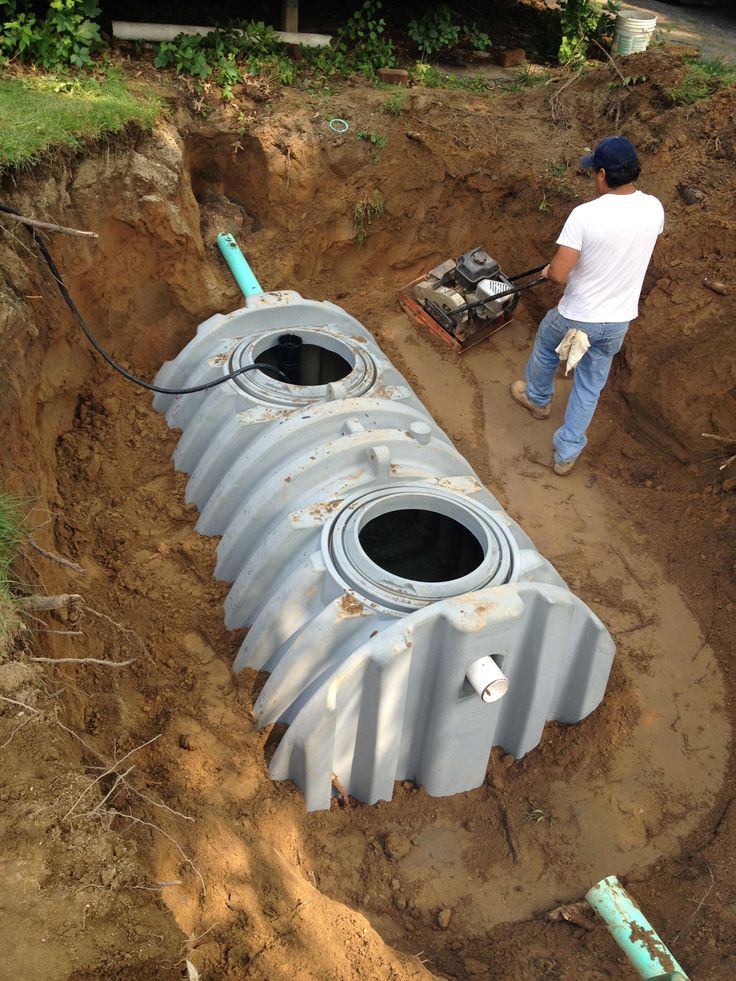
[{"x1": 510, "y1": 135, "x2": 664, "y2": 475}]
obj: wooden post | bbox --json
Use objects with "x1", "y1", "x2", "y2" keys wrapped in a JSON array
[{"x1": 282, "y1": 0, "x2": 298, "y2": 33}]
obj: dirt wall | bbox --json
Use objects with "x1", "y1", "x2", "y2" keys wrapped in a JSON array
[{"x1": 0, "y1": 50, "x2": 735, "y2": 980}]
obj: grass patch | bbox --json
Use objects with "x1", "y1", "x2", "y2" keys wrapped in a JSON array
[
  {"x1": 382, "y1": 89, "x2": 405, "y2": 116},
  {"x1": 668, "y1": 58, "x2": 736, "y2": 106},
  {"x1": 0, "y1": 492, "x2": 25, "y2": 658},
  {"x1": 353, "y1": 191, "x2": 384, "y2": 247},
  {"x1": 501, "y1": 67, "x2": 551, "y2": 93},
  {"x1": 356, "y1": 128, "x2": 388, "y2": 163},
  {"x1": 410, "y1": 62, "x2": 494, "y2": 95},
  {"x1": 0, "y1": 492, "x2": 24, "y2": 601},
  {"x1": 0, "y1": 73, "x2": 161, "y2": 170}
]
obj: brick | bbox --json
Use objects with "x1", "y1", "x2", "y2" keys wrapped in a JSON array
[
  {"x1": 495, "y1": 48, "x2": 526, "y2": 68},
  {"x1": 377, "y1": 68, "x2": 409, "y2": 86}
]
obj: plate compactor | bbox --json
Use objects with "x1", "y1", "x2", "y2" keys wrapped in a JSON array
[{"x1": 399, "y1": 247, "x2": 547, "y2": 353}]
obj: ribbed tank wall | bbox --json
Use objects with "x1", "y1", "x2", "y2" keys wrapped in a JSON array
[{"x1": 154, "y1": 290, "x2": 615, "y2": 810}]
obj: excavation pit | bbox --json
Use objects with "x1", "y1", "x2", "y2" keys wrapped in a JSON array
[{"x1": 0, "y1": 51, "x2": 733, "y2": 980}]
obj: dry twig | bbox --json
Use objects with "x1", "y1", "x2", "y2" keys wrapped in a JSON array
[
  {"x1": 62, "y1": 732, "x2": 161, "y2": 821},
  {"x1": 83, "y1": 605, "x2": 153, "y2": 662},
  {"x1": 126, "y1": 785, "x2": 195, "y2": 822},
  {"x1": 701, "y1": 432, "x2": 736, "y2": 471},
  {"x1": 674, "y1": 864, "x2": 715, "y2": 943},
  {"x1": 22, "y1": 593, "x2": 83, "y2": 612},
  {"x1": 111, "y1": 809, "x2": 206, "y2": 897},
  {"x1": 0, "y1": 714, "x2": 34, "y2": 749},
  {"x1": 549, "y1": 71, "x2": 582, "y2": 124},
  {"x1": 0, "y1": 211, "x2": 98, "y2": 239},
  {"x1": 82, "y1": 765, "x2": 135, "y2": 818},
  {"x1": 701, "y1": 432, "x2": 735, "y2": 444},
  {"x1": 608, "y1": 544, "x2": 646, "y2": 590},
  {"x1": 184, "y1": 922, "x2": 221, "y2": 946},
  {"x1": 30, "y1": 656, "x2": 135, "y2": 667},
  {"x1": 27, "y1": 540, "x2": 86, "y2": 574},
  {"x1": 616, "y1": 616, "x2": 658, "y2": 636},
  {"x1": 590, "y1": 39, "x2": 630, "y2": 89},
  {"x1": 21, "y1": 591, "x2": 152, "y2": 663}
]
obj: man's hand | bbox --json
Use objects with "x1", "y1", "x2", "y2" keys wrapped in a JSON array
[{"x1": 544, "y1": 245, "x2": 581, "y2": 285}]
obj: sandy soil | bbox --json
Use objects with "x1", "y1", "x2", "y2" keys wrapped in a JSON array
[{"x1": 0, "y1": 45, "x2": 735, "y2": 981}]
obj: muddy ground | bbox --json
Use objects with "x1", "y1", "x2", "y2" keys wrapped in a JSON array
[{"x1": 0, "y1": 46, "x2": 735, "y2": 981}]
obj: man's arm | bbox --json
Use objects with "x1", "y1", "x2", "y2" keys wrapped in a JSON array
[{"x1": 543, "y1": 245, "x2": 580, "y2": 285}]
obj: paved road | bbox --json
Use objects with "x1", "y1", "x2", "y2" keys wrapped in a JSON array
[{"x1": 615, "y1": 0, "x2": 736, "y2": 61}]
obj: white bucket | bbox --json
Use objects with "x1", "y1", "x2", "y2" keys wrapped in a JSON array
[{"x1": 611, "y1": 12, "x2": 657, "y2": 56}]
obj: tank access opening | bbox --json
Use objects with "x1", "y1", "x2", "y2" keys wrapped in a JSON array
[
  {"x1": 255, "y1": 332, "x2": 353, "y2": 386},
  {"x1": 358, "y1": 508, "x2": 485, "y2": 583}
]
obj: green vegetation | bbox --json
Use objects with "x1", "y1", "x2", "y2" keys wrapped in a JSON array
[
  {"x1": 407, "y1": 3, "x2": 490, "y2": 60},
  {"x1": 500, "y1": 67, "x2": 551, "y2": 93},
  {"x1": 356, "y1": 129, "x2": 387, "y2": 163},
  {"x1": 152, "y1": 2, "x2": 395, "y2": 91},
  {"x1": 608, "y1": 73, "x2": 648, "y2": 90},
  {"x1": 353, "y1": 191, "x2": 384, "y2": 246},
  {"x1": 12, "y1": 0, "x2": 729, "y2": 171},
  {"x1": 408, "y1": 5, "x2": 459, "y2": 57},
  {"x1": 410, "y1": 62, "x2": 493, "y2": 95},
  {"x1": 0, "y1": 74, "x2": 160, "y2": 169},
  {"x1": 153, "y1": 21, "x2": 296, "y2": 98},
  {"x1": 0, "y1": 0, "x2": 103, "y2": 69},
  {"x1": 557, "y1": 0, "x2": 620, "y2": 66},
  {"x1": 544, "y1": 159, "x2": 567, "y2": 179},
  {"x1": 0, "y1": 492, "x2": 24, "y2": 657},
  {"x1": 356, "y1": 129, "x2": 387, "y2": 149},
  {"x1": 0, "y1": 493, "x2": 23, "y2": 601},
  {"x1": 668, "y1": 58, "x2": 736, "y2": 105},
  {"x1": 337, "y1": 0, "x2": 394, "y2": 75},
  {"x1": 382, "y1": 88, "x2": 405, "y2": 116},
  {"x1": 303, "y1": 0, "x2": 395, "y2": 78},
  {"x1": 541, "y1": 158, "x2": 577, "y2": 204}
]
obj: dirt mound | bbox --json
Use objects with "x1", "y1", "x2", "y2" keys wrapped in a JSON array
[{"x1": 0, "y1": 49, "x2": 735, "y2": 979}]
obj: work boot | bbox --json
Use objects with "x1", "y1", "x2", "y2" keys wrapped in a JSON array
[
  {"x1": 510, "y1": 381, "x2": 551, "y2": 420},
  {"x1": 553, "y1": 458, "x2": 577, "y2": 476}
]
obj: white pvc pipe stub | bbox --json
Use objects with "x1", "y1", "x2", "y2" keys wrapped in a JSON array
[{"x1": 466, "y1": 656, "x2": 509, "y2": 702}]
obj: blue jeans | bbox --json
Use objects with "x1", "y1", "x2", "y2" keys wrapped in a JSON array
[{"x1": 524, "y1": 307, "x2": 629, "y2": 465}]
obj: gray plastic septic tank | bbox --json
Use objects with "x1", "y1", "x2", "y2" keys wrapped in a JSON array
[{"x1": 154, "y1": 290, "x2": 615, "y2": 811}]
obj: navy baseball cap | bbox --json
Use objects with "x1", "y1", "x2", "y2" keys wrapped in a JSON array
[{"x1": 580, "y1": 136, "x2": 639, "y2": 172}]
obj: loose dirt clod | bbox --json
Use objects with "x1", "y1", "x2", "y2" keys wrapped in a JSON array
[
  {"x1": 384, "y1": 832, "x2": 414, "y2": 861},
  {"x1": 437, "y1": 908, "x2": 452, "y2": 929}
]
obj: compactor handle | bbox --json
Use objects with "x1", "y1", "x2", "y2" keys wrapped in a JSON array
[
  {"x1": 449, "y1": 275, "x2": 546, "y2": 319},
  {"x1": 508, "y1": 263, "x2": 547, "y2": 282}
]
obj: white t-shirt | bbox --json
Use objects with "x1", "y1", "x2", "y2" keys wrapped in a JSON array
[{"x1": 556, "y1": 190, "x2": 664, "y2": 322}]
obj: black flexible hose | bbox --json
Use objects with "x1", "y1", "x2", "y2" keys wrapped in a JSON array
[{"x1": 0, "y1": 204, "x2": 288, "y2": 394}]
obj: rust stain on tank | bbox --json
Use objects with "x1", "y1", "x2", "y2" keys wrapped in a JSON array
[
  {"x1": 337, "y1": 593, "x2": 366, "y2": 617},
  {"x1": 307, "y1": 498, "x2": 343, "y2": 519}
]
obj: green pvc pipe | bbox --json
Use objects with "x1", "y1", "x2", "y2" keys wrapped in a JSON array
[
  {"x1": 586, "y1": 876, "x2": 689, "y2": 980},
  {"x1": 216, "y1": 233, "x2": 263, "y2": 298}
]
